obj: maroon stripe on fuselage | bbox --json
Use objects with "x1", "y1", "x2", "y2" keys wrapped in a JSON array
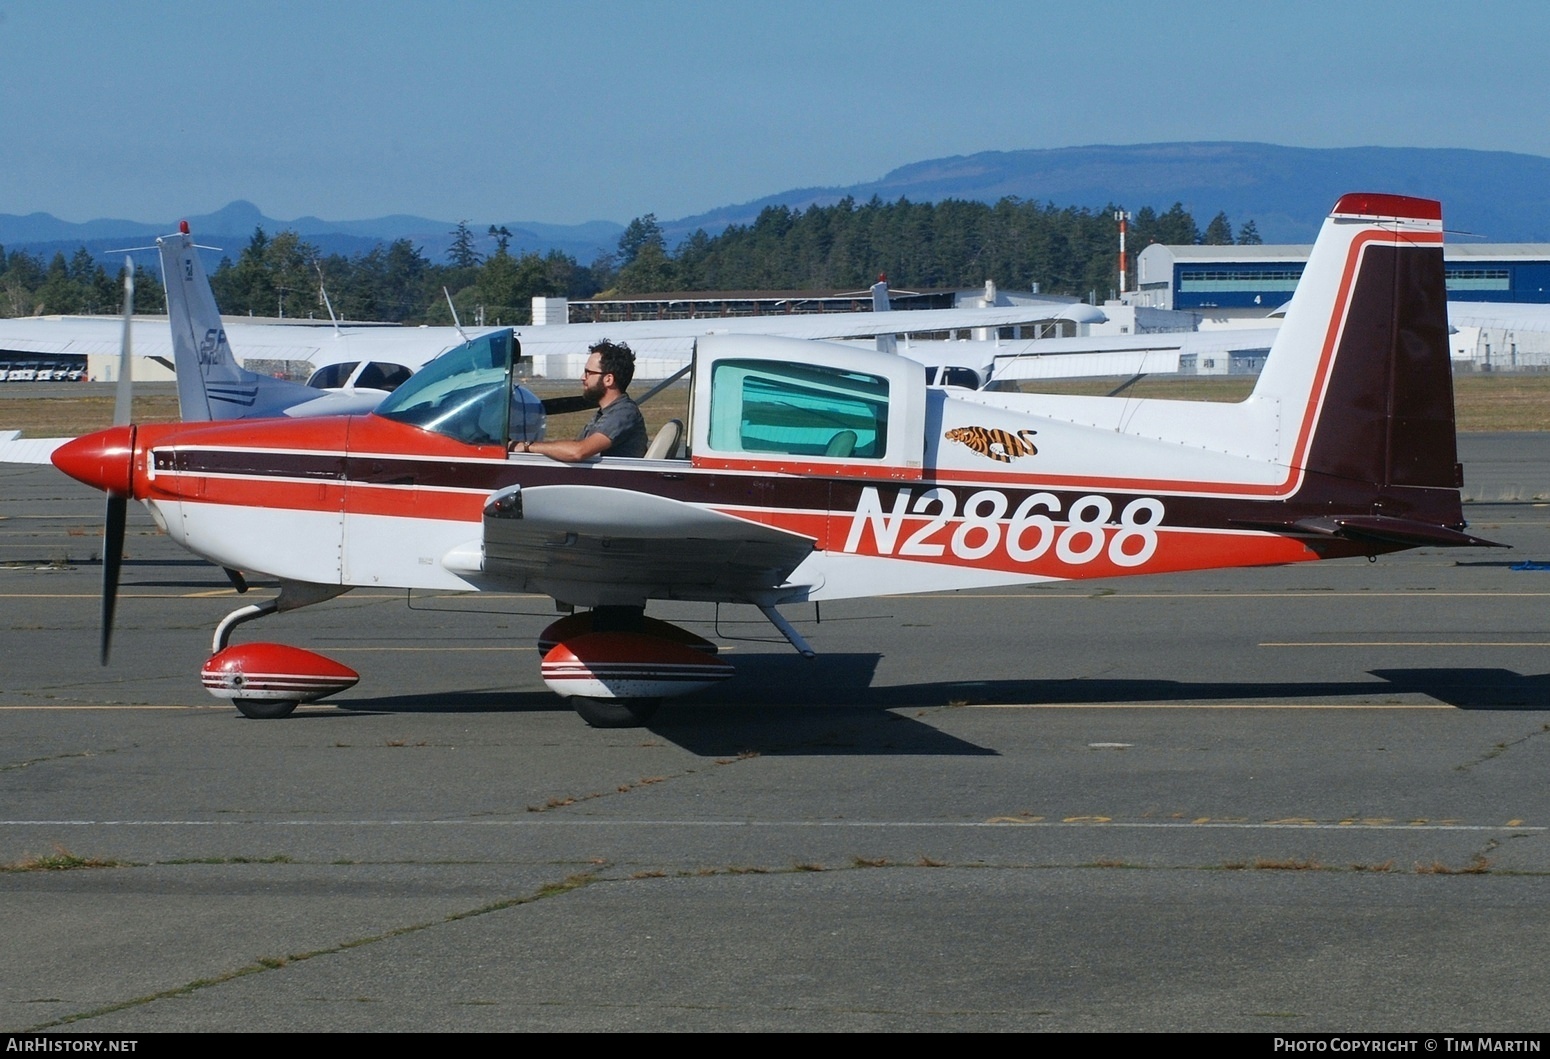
[{"x1": 149, "y1": 442, "x2": 1465, "y2": 547}]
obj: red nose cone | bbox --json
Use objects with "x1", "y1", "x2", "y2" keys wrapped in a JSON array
[{"x1": 52, "y1": 425, "x2": 136, "y2": 496}]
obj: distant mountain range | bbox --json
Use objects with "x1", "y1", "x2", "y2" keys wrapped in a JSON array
[
  {"x1": 7, "y1": 142, "x2": 1550, "y2": 268},
  {"x1": 659, "y1": 142, "x2": 1550, "y2": 246},
  {"x1": 0, "y1": 201, "x2": 626, "y2": 268}
]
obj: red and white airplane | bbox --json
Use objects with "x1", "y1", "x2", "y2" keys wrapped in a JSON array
[{"x1": 50, "y1": 193, "x2": 1499, "y2": 726}]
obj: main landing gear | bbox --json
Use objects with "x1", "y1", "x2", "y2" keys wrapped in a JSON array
[
  {"x1": 538, "y1": 607, "x2": 733, "y2": 728},
  {"x1": 537, "y1": 604, "x2": 818, "y2": 728}
]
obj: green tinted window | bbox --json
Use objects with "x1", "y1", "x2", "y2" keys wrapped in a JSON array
[{"x1": 710, "y1": 360, "x2": 888, "y2": 458}]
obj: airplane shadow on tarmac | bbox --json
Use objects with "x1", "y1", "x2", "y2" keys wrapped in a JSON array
[{"x1": 334, "y1": 654, "x2": 1550, "y2": 757}]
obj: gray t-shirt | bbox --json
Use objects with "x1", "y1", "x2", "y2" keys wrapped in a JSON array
[{"x1": 579, "y1": 393, "x2": 647, "y2": 457}]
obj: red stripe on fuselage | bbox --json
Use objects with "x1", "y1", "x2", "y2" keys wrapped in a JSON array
[{"x1": 734, "y1": 504, "x2": 1344, "y2": 578}]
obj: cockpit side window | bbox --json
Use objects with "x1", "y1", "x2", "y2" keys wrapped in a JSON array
[
  {"x1": 307, "y1": 362, "x2": 359, "y2": 390},
  {"x1": 708, "y1": 360, "x2": 889, "y2": 459},
  {"x1": 355, "y1": 362, "x2": 413, "y2": 392}
]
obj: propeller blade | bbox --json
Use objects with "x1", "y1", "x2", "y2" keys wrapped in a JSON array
[
  {"x1": 114, "y1": 258, "x2": 133, "y2": 426},
  {"x1": 101, "y1": 495, "x2": 127, "y2": 665},
  {"x1": 102, "y1": 258, "x2": 135, "y2": 662}
]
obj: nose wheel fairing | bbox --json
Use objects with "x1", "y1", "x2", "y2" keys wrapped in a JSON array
[{"x1": 201, "y1": 642, "x2": 361, "y2": 705}]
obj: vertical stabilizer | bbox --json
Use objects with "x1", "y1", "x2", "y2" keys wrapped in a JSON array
[
  {"x1": 872, "y1": 274, "x2": 897, "y2": 355},
  {"x1": 161, "y1": 224, "x2": 247, "y2": 421},
  {"x1": 159, "y1": 225, "x2": 323, "y2": 421},
  {"x1": 1251, "y1": 194, "x2": 1458, "y2": 493}
]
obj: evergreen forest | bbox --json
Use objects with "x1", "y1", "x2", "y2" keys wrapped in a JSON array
[{"x1": 0, "y1": 197, "x2": 1260, "y2": 324}]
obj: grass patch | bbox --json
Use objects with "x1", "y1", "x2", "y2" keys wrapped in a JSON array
[
  {"x1": 1011, "y1": 376, "x2": 1257, "y2": 403},
  {"x1": 1251, "y1": 857, "x2": 1324, "y2": 871},
  {"x1": 1454, "y1": 374, "x2": 1550, "y2": 432},
  {"x1": 3, "y1": 846, "x2": 124, "y2": 872},
  {"x1": 0, "y1": 388, "x2": 182, "y2": 437},
  {"x1": 528, "y1": 795, "x2": 576, "y2": 812},
  {"x1": 1416, "y1": 854, "x2": 1492, "y2": 875}
]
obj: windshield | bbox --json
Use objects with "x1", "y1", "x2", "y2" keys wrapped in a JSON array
[{"x1": 374, "y1": 330, "x2": 514, "y2": 445}]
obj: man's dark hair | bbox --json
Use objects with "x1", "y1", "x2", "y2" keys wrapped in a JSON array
[{"x1": 590, "y1": 339, "x2": 635, "y2": 391}]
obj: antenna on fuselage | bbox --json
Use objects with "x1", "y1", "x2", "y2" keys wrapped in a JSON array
[
  {"x1": 316, "y1": 262, "x2": 342, "y2": 337},
  {"x1": 443, "y1": 287, "x2": 470, "y2": 343}
]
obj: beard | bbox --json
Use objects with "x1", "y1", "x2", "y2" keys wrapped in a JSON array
[{"x1": 582, "y1": 376, "x2": 606, "y2": 404}]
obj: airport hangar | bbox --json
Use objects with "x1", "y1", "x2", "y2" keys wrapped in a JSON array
[
  {"x1": 1125, "y1": 242, "x2": 1550, "y2": 373},
  {"x1": 1131, "y1": 242, "x2": 1550, "y2": 314}
]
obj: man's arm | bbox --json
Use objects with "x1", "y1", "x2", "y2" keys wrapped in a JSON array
[{"x1": 518, "y1": 432, "x2": 614, "y2": 462}]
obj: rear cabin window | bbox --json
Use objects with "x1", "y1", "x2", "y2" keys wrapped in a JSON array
[{"x1": 709, "y1": 360, "x2": 888, "y2": 459}]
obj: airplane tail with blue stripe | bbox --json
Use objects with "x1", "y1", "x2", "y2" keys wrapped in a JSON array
[{"x1": 159, "y1": 223, "x2": 325, "y2": 421}]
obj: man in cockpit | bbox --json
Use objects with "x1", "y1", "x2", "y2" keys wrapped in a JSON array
[{"x1": 517, "y1": 339, "x2": 647, "y2": 461}]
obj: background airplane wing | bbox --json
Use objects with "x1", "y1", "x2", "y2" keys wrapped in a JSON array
[
  {"x1": 986, "y1": 328, "x2": 1279, "y2": 381},
  {"x1": 1448, "y1": 303, "x2": 1550, "y2": 332},
  {"x1": 0, "y1": 429, "x2": 71, "y2": 464},
  {"x1": 476, "y1": 483, "x2": 815, "y2": 604}
]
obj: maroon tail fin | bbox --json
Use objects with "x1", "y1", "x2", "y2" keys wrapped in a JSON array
[{"x1": 1302, "y1": 195, "x2": 1459, "y2": 491}]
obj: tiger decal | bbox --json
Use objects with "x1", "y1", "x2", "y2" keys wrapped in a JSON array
[{"x1": 944, "y1": 426, "x2": 1039, "y2": 463}]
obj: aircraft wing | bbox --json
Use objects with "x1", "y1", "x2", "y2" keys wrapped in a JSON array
[
  {"x1": 0, "y1": 315, "x2": 452, "y2": 374},
  {"x1": 989, "y1": 328, "x2": 1279, "y2": 381},
  {"x1": 0, "y1": 430, "x2": 70, "y2": 464},
  {"x1": 1448, "y1": 303, "x2": 1550, "y2": 332},
  {"x1": 515, "y1": 303, "x2": 1105, "y2": 358},
  {"x1": 0, "y1": 316, "x2": 132, "y2": 357},
  {"x1": 475, "y1": 483, "x2": 816, "y2": 606}
]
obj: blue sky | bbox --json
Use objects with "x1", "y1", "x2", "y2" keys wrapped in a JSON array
[{"x1": 2, "y1": 0, "x2": 1546, "y2": 226}]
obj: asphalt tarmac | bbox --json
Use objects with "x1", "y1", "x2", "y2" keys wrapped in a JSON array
[{"x1": 3, "y1": 435, "x2": 1550, "y2": 1032}]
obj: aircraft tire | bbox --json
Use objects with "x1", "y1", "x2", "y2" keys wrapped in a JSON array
[
  {"x1": 572, "y1": 696, "x2": 661, "y2": 729},
  {"x1": 232, "y1": 698, "x2": 300, "y2": 720}
]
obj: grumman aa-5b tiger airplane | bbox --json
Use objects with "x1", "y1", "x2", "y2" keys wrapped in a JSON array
[{"x1": 50, "y1": 193, "x2": 1499, "y2": 726}]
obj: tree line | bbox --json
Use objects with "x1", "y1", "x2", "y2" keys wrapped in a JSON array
[
  {"x1": 612, "y1": 198, "x2": 1260, "y2": 298},
  {"x1": 0, "y1": 198, "x2": 1261, "y2": 322}
]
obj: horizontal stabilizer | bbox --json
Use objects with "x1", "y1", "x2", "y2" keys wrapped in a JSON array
[{"x1": 1233, "y1": 514, "x2": 1505, "y2": 549}]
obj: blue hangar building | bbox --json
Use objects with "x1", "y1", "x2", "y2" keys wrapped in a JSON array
[{"x1": 1133, "y1": 243, "x2": 1550, "y2": 313}]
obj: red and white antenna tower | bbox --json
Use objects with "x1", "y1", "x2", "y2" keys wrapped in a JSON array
[{"x1": 1115, "y1": 210, "x2": 1130, "y2": 294}]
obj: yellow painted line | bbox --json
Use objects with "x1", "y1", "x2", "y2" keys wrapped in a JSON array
[
  {"x1": 0, "y1": 705, "x2": 216, "y2": 711},
  {"x1": 325, "y1": 646, "x2": 536, "y2": 653},
  {"x1": 919, "y1": 591, "x2": 1550, "y2": 599},
  {"x1": 1118, "y1": 591, "x2": 1550, "y2": 598},
  {"x1": 0, "y1": 817, "x2": 1537, "y2": 832},
  {"x1": 0, "y1": 592, "x2": 233, "y2": 599},
  {"x1": 1262, "y1": 640, "x2": 1550, "y2": 647},
  {"x1": 965, "y1": 702, "x2": 1456, "y2": 710},
  {"x1": 0, "y1": 590, "x2": 474, "y2": 600}
]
